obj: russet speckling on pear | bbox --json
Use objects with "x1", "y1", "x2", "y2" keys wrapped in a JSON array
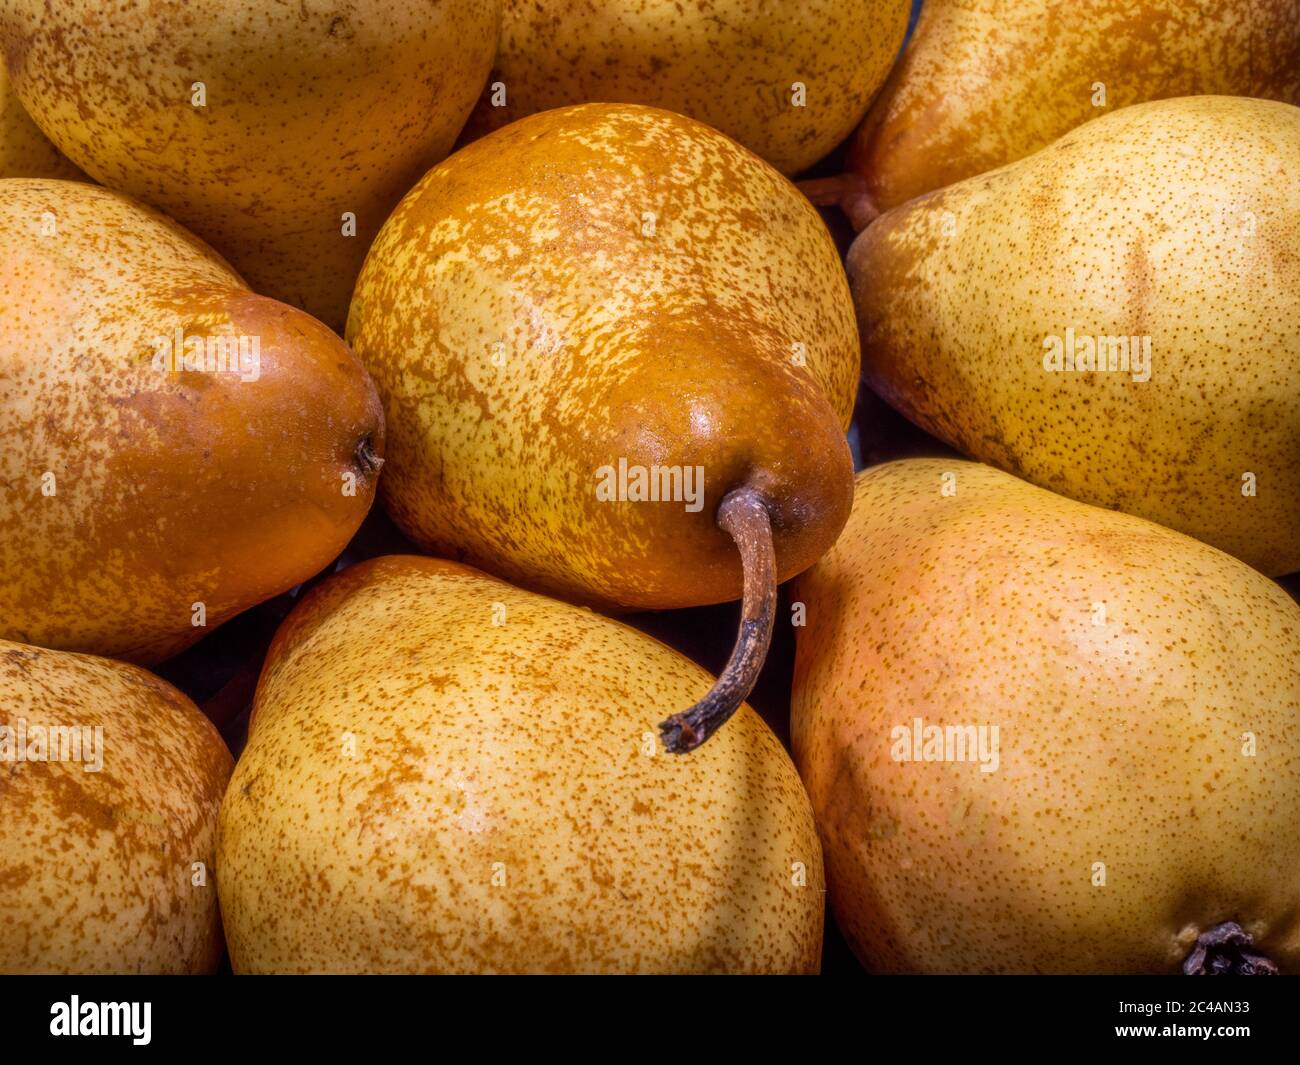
[
  {"x1": 0, "y1": 639, "x2": 232, "y2": 974},
  {"x1": 348, "y1": 103, "x2": 861, "y2": 750},
  {"x1": 840, "y1": 0, "x2": 1300, "y2": 221},
  {"x1": 0, "y1": 179, "x2": 384, "y2": 664},
  {"x1": 848, "y1": 96, "x2": 1300, "y2": 576},
  {"x1": 463, "y1": 0, "x2": 911, "y2": 175},
  {"x1": 0, "y1": 63, "x2": 79, "y2": 179},
  {"x1": 217, "y1": 555, "x2": 824, "y2": 973},
  {"x1": 0, "y1": 0, "x2": 502, "y2": 330},
  {"x1": 792, "y1": 459, "x2": 1300, "y2": 974}
]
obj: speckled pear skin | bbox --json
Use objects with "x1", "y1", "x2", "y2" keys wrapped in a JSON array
[
  {"x1": 0, "y1": 179, "x2": 384, "y2": 664},
  {"x1": 348, "y1": 104, "x2": 858, "y2": 613},
  {"x1": 0, "y1": 63, "x2": 78, "y2": 179},
  {"x1": 791, "y1": 459, "x2": 1300, "y2": 975},
  {"x1": 217, "y1": 555, "x2": 824, "y2": 974},
  {"x1": 462, "y1": 0, "x2": 910, "y2": 175},
  {"x1": 0, "y1": 0, "x2": 502, "y2": 330},
  {"x1": 0, "y1": 639, "x2": 233, "y2": 974},
  {"x1": 849, "y1": 0, "x2": 1300, "y2": 212},
  {"x1": 848, "y1": 96, "x2": 1300, "y2": 577}
]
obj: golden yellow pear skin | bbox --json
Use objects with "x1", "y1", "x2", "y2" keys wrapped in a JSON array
[
  {"x1": 349, "y1": 104, "x2": 858, "y2": 614},
  {"x1": 849, "y1": 0, "x2": 1300, "y2": 211},
  {"x1": 848, "y1": 96, "x2": 1300, "y2": 577},
  {"x1": 464, "y1": 0, "x2": 910, "y2": 175},
  {"x1": 217, "y1": 555, "x2": 824, "y2": 974},
  {"x1": 0, "y1": 63, "x2": 79, "y2": 179},
  {"x1": 0, "y1": 0, "x2": 502, "y2": 330},
  {"x1": 0, "y1": 639, "x2": 232, "y2": 974},
  {"x1": 791, "y1": 460, "x2": 1300, "y2": 975},
  {"x1": 0, "y1": 179, "x2": 384, "y2": 664}
]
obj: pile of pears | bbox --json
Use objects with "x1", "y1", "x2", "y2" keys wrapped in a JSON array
[{"x1": 0, "y1": 0, "x2": 1297, "y2": 976}]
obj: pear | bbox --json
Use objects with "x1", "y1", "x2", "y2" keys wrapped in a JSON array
[
  {"x1": 0, "y1": 63, "x2": 79, "y2": 179},
  {"x1": 847, "y1": 96, "x2": 1300, "y2": 577},
  {"x1": 0, "y1": 638, "x2": 232, "y2": 974},
  {"x1": 348, "y1": 103, "x2": 860, "y2": 751},
  {"x1": 0, "y1": 178, "x2": 384, "y2": 663},
  {"x1": 0, "y1": 0, "x2": 502, "y2": 330},
  {"x1": 791, "y1": 459, "x2": 1300, "y2": 974},
  {"x1": 843, "y1": 0, "x2": 1300, "y2": 218},
  {"x1": 462, "y1": 0, "x2": 910, "y2": 175},
  {"x1": 217, "y1": 555, "x2": 824, "y2": 974}
]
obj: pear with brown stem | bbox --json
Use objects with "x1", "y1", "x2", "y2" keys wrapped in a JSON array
[
  {"x1": 348, "y1": 104, "x2": 860, "y2": 751},
  {"x1": 805, "y1": 0, "x2": 1300, "y2": 228}
]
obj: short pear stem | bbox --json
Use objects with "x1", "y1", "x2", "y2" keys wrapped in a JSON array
[
  {"x1": 659, "y1": 488, "x2": 777, "y2": 754},
  {"x1": 1182, "y1": 922, "x2": 1278, "y2": 975},
  {"x1": 795, "y1": 172, "x2": 880, "y2": 231}
]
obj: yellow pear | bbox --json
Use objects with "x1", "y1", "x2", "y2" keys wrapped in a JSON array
[
  {"x1": 218, "y1": 555, "x2": 824, "y2": 973},
  {"x1": 463, "y1": 0, "x2": 910, "y2": 174},
  {"x1": 0, "y1": 179, "x2": 384, "y2": 664},
  {"x1": 0, "y1": 63, "x2": 79, "y2": 178},
  {"x1": 349, "y1": 103, "x2": 860, "y2": 749},
  {"x1": 0, "y1": 0, "x2": 502, "y2": 329},
  {"x1": 844, "y1": 0, "x2": 1300, "y2": 217},
  {"x1": 792, "y1": 459, "x2": 1300, "y2": 974},
  {"x1": 848, "y1": 96, "x2": 1300, "y2": 576},
  {"x1": 0, "y1": 638, "x2": 232, "y2": 974}
]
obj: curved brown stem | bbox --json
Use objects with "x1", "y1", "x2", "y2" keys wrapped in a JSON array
[
  {"x1": 659, "y1": 488, "x2": 777, "y2": 754},
  {"x1": 795, "y1": 172, "x2": 880, "y2": 232},
  {"x1": 1182, "y1": 921, "x2": 1278, "y2": 975}
]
